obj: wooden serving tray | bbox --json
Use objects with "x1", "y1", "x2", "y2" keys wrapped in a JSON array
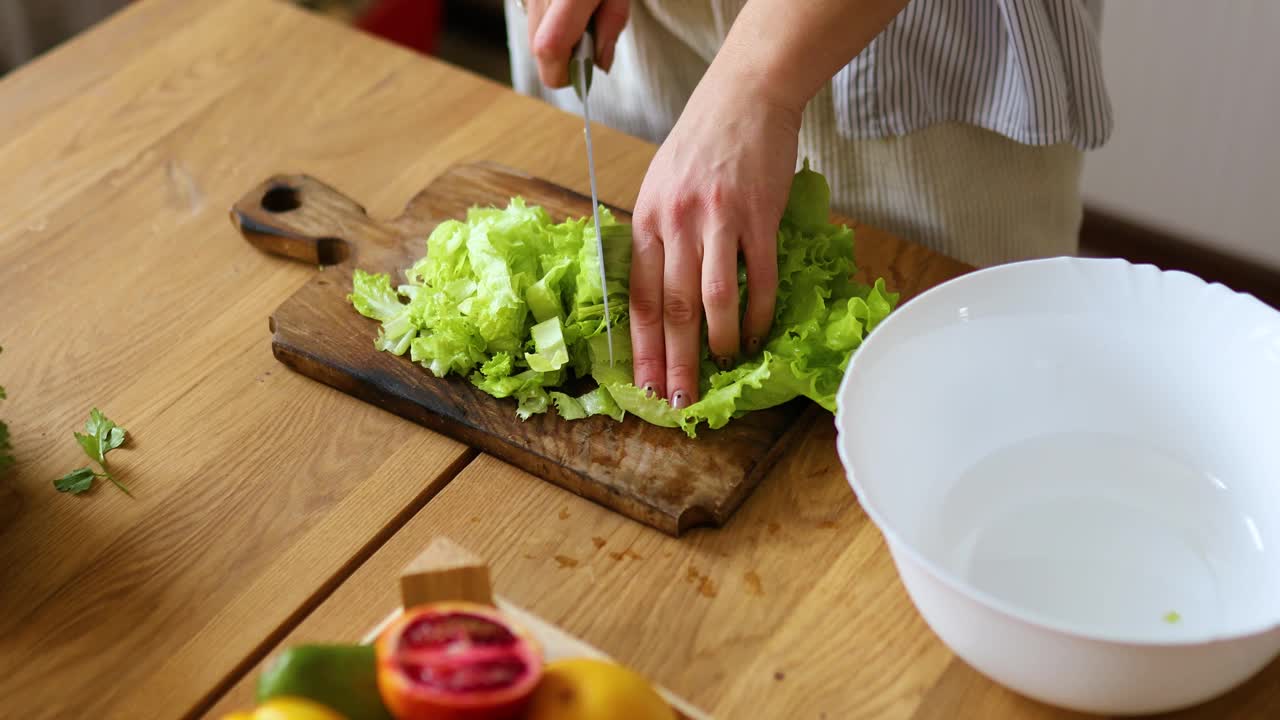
[{"x1": 368, "y1": 537, "x2": 709, "y2": 720}]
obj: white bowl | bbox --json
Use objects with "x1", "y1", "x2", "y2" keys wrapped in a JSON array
[{"x1": 835, "y1": 257, "x2": 1280, "y2": 715}]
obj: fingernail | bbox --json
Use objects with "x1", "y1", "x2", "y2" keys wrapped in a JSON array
[
  {"x1": 746, "y1": 337, "x2": 761, "y2": 353},
  {"x1": 715, "y1": 356, "x2": 733, "y2": 371},
  {"x1": 671, "y1": 390, "x2": 689, "y2": 409},
  {"x1": 642, "y1": 383, "x2": 657, "y2": 399}
]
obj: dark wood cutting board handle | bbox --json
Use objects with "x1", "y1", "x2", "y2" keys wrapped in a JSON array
[{"x1": 232, "y1": 174, "x2": 398, "y2": 265}]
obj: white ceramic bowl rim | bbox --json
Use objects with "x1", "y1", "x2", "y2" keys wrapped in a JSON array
[{"x1": 835, "y1": 256, "x2": 1280, "y2": 648}]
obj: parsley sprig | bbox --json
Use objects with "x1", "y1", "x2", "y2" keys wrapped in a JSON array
[{"x1": 54, "y1": 408, "x2": 132, "y2": 496}]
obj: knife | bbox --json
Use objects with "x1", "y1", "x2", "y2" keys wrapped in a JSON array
[{"x1": 570, "y1": 22, "x2": 615, "y2": 366}]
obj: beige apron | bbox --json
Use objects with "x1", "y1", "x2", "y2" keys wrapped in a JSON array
[{"x1": 503, "y1": 0, "x2": 1084, "y2": 268}]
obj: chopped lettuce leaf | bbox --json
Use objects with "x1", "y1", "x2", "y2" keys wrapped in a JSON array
[
  {"x1": 550, "y1": 387, "x2": 625, "y2": 422},
  {"x1": 516, "y1": 387, "x2": 550, "y2": 420},
  {"x1": 480, "y1": 352, "x2": 513, "y2": 379},
  {"x1": 410, "y1": 316, "x2": 485, "y2": 377},
  {"x1": 470, "y1": 367, "x2": 555, "y2": 413},
  {"x1": 348, "y1": 165, "x2": 899, "y2": 435},
  {"x1": 601, "y1": 383, "x2": 681, "y2": 428},
  {"x1": 375, "y1": 307, "x2": 417, "y2": 356},
  {"x1": 525, "y1": 317, "x2": 570, "y2": 373},
  {"x1": 782, "y1": 158, "x2": 831, "y2": 232},
  {"x1": 526, "y1": 271, "x2": 568, "y2": 323},
  {"x1": 348, "y1": 269, "x2": 405, "y2": 323}
]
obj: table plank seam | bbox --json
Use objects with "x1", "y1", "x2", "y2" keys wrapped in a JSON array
[{"x1": 181, "y1": 445, "x2": 480, "y2": 720}]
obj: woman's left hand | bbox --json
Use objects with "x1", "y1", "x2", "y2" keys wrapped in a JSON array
[{"x1": 628, "y1": 68, "x2": 802, "y2": 409}]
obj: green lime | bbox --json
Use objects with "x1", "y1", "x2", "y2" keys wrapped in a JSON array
[{"x1": 257, "y1": 644, "x2": 392, "y2": 720}]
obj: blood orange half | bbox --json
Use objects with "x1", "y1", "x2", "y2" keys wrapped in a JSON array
[{"x1": 375, "y1": 602, "x2": 544, "y2": 720}]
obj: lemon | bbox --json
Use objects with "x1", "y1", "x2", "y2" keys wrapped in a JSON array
[
  {"x1": 221, "y1": 697, "x2": 347, "y2": 720},
  {"x1": 525, "y1": 658, "x2": 676, "y2": 720}
]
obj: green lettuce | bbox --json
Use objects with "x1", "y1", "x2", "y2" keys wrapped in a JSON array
[
  {"x1": 348, "y1": 163, "x2": 898, "y2": 437},
  {"x1": 550, "y1": 387, "x2": 625, "y2": 422},
  {"x1": 525, "y1": 317, "x2": 569, "y2": 373}
]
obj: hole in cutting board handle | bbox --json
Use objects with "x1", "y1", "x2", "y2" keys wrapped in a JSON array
[
  {"x1": 262, "y1": 185, "x2": 301, "y2": 213},
  {"x1": 315, "y1": 237, "x2": 347, "y2": 265}
]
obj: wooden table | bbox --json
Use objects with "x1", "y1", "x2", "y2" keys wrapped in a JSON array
[{"x1": 1, "y1": 1, "x2": 1275, "y2": 719}]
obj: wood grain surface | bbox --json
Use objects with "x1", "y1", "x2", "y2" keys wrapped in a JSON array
[
  {"x1": 230, "y1": 163, "x2": 834, "y2": 535},
  {"x1": 0, "y1": 0, "x2": 653, "y2": 718},
  {"x1": 363, "y1": 536, "x2": 708, "y2": 720},
  {"x1": 210, "y1": 440, "x2": 1280, "y2": 720},
  {"x1": 5, "y1": 1, "x2": 1277, "y2": 719}
]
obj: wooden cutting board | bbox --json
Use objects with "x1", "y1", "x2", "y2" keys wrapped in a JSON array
[{"x1": 230, "y1": 162, "x2": 963, "y2": 535}]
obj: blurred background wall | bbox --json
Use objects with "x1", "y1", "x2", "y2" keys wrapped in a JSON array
[
  {"x1": 0, "y1": 0, "x2": 129, "y2": 73},
  {"x1": 1080, "y1": 1, "x2": 1280, "y2": 273}
]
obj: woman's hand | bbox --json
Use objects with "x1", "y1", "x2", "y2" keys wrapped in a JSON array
[
  {"x1": 521, "y1": 0, "x2": 909, "y2": 409},
  {"x1": 629, "y1": 68, "x2": 802, "y2": 408},
  {"x1": 624, "y1": 0, "x2": 910, "y2": 408},
  {"x1": 523, "y1": 0, "x2": 630, "y2": 87}
]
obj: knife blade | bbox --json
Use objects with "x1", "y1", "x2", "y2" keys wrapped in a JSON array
[{"x1": 572, "y1": 26, "x2": 614, "y2": 366}]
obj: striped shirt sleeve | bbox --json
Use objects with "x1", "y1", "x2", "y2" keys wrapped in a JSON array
[{"x1": 834, "y1": 0, "x2": 1114, "y2": 150}]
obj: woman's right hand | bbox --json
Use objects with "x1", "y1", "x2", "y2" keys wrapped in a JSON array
[{"x1": 523, "y1": 0, "x2": 630, "y2": 87}]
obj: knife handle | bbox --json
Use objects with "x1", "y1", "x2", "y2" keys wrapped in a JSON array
[
  {"x1": 569, "y1": 15, "x2": 597, "y2": 100},
  {"x1": 573, "y1": 14, "x2": 598, "y2": 58}
]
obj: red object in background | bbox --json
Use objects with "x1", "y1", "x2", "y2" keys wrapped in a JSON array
[{"x1": 356, "y1": 0, "x2": 444, "y2": 55}]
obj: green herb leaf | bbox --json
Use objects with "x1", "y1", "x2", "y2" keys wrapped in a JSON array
[
  {"x1": 73, "y1": 430, "x2": 100, "y2": 464},
  {"x1": 77, "y1": 408, "x2": 126, "y2": 464},
  {"x1": 54, "y1": 467, "x2": 96, "y2": 494},
  {"x1": 62, "y1": 409, "x2": 132, "y2": 495},
  {"x1": 104, "y1": 472, "x2": 134, "y2": 498},
  {"x1": 88, "y1": 408, "x2": 126, "y2": 454}
]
